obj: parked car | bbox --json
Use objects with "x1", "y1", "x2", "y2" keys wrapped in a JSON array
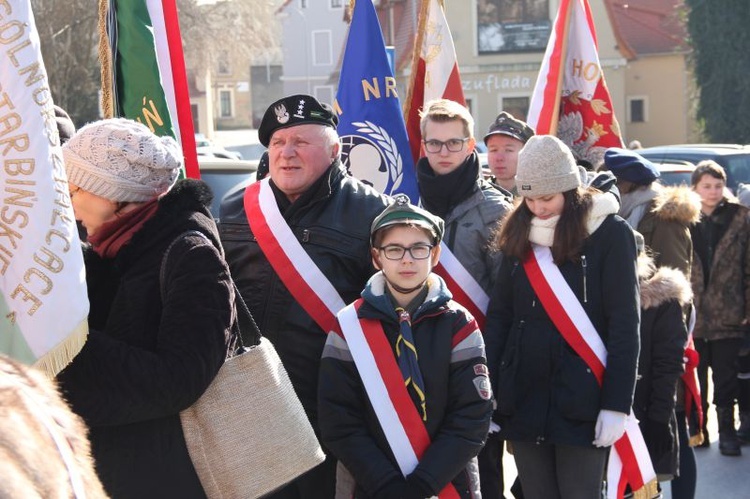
[
  {"x1": 655, "y1": 160, "x2": 695, "y2": 187},
  {"x1": 198, "y1": 156, "x2": 258, "y2": 218},
  {"x1": 197, "y1": 145, "x2": 244, "y2": 161},
  {"x1": 226, "y1": 143, "x2": 266, "y2": 162},
  {"x1": 638, "y1": 144, "x2": 750, "y2": 192}
]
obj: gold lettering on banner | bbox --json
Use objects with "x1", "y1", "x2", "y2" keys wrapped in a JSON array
[
  {"x1": 10, "y1": 284, "x2": 41, "y2": 316},
  {"x1": 0, "y1": 4, "x2": 79, "y2": 321},
  {"x1": 571, "y1": 58, "x2": 600, "y2": 82},
  {"x1": 137, "y1": 96, "x2": 164, "y2": 133},
  {"x1": 362, "y1": 77, "x2": 399, "y2": 102},
  {"x1": 362, "y1": 79, "x2": 380, "y2": 101}
]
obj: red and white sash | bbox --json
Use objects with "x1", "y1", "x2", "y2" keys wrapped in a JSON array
[
  {"x1": 434, "y1": 242, "x2": 489, "y2": 330},
  {"x1": 245, "y1": 179, "x2": 345, "y2": 334},
  {"x1": 523, "y1": 244, "x2": 657, "y2": 499},
  {"x1": 337, "y1": 300, "x2": 460, "y2": 499}
]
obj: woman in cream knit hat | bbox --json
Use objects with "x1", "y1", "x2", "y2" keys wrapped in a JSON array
[
  {"x1": 485, "y1": 135, "x2": 640, "y2": 499},
  {"x1": 56, "y1": 118, "x2": 234, "y2": 498}
]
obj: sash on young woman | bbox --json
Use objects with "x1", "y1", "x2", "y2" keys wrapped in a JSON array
[
  {"x1": 244, "y1": 179, "x2": 345, "y2": 334},
  {"x1": 522, "y1": 244, "x2": 657, "y2": 499},
  {"x1": 434, "y1": 242, "x2": 489, "y2": 330},
  {"x1": 337, "y1": 300, "x2": 460, "y2": 499}
]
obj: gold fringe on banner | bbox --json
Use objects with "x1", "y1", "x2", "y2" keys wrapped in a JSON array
[
  {"x1": 32, "y1": 319, "x2": 89, "y2": 379},
  {"x1": 98, "y1": 0, "x2": 114, "y2": 119}
]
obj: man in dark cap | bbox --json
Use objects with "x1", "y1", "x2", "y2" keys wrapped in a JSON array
[
  {"x1": 219, "y1": 94, "x2": 389, "y2": 499},
  {"x1": 484, "y1": 111, "x2": 535, "y2": 195}
]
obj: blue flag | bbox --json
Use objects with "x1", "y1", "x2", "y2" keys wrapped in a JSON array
[{"x1": 335, "y1": 0, "x2": 419, "y2": 203}]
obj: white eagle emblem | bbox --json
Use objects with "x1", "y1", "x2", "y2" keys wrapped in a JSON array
[{"x1": 274, "y1": 103, "x2": 290, "y2": 124}]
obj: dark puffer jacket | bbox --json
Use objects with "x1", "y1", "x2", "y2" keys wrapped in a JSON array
[
  {"x1": 57, "y1": 180, "x2": 234, "y2": 499},
  {"x1": 218, "y1": 161, "x2": 389, "y2": 427},
  {"x1": 634, "y1": 262, "x2": 691, "y2": 478},
  {"x1": 485, "y1": 215, "x2": 640, "y2": 447},
  {"x1": 318, "y1": 273, "x2": 492, "y2": 499},
  {"x1": 690, "y1": 199, "x2": 750, "y2": 341}
]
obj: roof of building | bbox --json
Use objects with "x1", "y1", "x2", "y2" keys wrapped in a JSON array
[{"x1": 603, "y1": 0, "x2": 689, "y2": 59}]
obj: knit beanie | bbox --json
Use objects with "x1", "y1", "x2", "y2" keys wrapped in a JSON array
[
  {"x1": 63, "y1": 118, "x2": 182, "y2": 202},
  {"x1": 515, "y1": 135, "x2": 581, "y2": 197}
]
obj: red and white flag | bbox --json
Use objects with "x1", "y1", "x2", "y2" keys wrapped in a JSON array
[
  {"x1": 527, "y1": 0, "x2": 623, "y2": 166},
  {"x1": 403, "y1": 0, "x2": 465, "y2": 163}
]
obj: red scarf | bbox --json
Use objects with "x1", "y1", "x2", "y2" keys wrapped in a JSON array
[{"x1": 89, "y1": 199, "x2": 160, "y2": 258}]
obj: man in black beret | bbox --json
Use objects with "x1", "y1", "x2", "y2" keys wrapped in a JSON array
[
  {"x1": 218, "y1": 94, "x2": 389, "y2": 499},
  {"x1": 484, "y1": 111, "x2": 535, "y2": 195}
]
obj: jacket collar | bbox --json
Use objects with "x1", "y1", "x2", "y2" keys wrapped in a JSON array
[{"x1": 359, "y1": 272, "x2": 450, "y2": 322}]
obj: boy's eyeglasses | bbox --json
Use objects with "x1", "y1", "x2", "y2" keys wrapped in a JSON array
[
  {"x1": 423, "y1": 137, "x2": 469, "y2": 153},
  {"x1": 378, "y1": 244, "x2": 434, "y2": 260}
]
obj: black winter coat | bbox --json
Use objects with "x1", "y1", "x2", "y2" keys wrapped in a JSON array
[
  {"x1": 218, "y1": 162, "x2": 390, "y2": 427},
  {"x1": 57, "y1": 180, "x2": 233, "y2": 499},
  {"x1": 318, "y1": 274, "x2": 491, "y2": 498},
  {"x1": 633, "y1": 264, "x2": 691, "y2": 478},
  {"x1": 485, "y1": 215, "x2": 640, "y2": 447}
]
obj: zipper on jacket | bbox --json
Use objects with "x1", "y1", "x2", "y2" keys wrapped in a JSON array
[
  {"x1": 581, "y1": 255, "x2": 588, "y2": 303},
  {"x1": 302, "y1": 229, "x2": 310, "y2": 243}
]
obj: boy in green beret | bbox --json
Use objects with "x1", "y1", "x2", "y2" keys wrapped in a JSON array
[{"x1": 318, "y1": 194, "x2": 492, "y2": 499}]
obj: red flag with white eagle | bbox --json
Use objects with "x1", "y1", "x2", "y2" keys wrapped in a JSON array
[
  {"x1": 403, "y1": 0, "x2": 465, "y2": 164},
  {"x1": 527, "y1": 0, "x2": 623, "y2": 167}
]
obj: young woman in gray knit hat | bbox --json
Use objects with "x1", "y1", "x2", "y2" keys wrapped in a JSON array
[
  {"x1": 485, "y1": 135, "x2": 642, "y2": 499},
  {"x1": 56, "y1": 118, "x2": 235, "y2": 498}
]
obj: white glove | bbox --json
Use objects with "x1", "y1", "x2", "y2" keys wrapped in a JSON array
[
  {"x1": 489, "y1": 421, "x2": 501, "y2": 434},
  {"x1": 592, "y1": 409, "x2": 628, "y2": 447}
]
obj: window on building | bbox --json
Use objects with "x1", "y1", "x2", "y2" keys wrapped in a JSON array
[
  {"x1": 331, "y1": 0, "x2": 343, "y2": 7},
  {"x1": 300, "y1": 0, "x2": 307, "y2": 8},
  {"x1": 312, "y1": 30, "x2": 333, "y2": 66},
  {"x1": 220, "y1": 90, "x2": 233, "y2": 118},
  {"x1": 628, "y1": 97, "x2": 646, "y2": 123},
  {"x1": 477, "y1": 1, "x2": 551, "y2": 54},
  {"x1": 501, "y1": 96, "x2": 531, "y2": 121}
]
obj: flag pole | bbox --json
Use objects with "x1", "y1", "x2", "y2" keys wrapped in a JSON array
[
  {"x1": 402, "y1": 0, "x2": 429, "y2": 120},
  {"x1": 548, "y1": 0, "x2": 574, "y2": 136},
  {"x1": 99, "y1": 0, "x2": 114, "y2": 119}
]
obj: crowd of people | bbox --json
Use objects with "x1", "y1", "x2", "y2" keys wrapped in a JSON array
[{"x1": 6, "y1": 94, "x2": 748, "y2": 499}]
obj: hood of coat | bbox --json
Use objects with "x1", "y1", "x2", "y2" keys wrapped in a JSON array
[
  {"x1": 639, "y1": 255, "x2": 693, "y2": 310},
  {"x1": 652, "y1": 185, "x2": 702, "y2": 226}
]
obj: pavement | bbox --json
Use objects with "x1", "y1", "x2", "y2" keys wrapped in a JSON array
[{"x1": 500, "y1": 405, "x2": 748, "y2": 498}]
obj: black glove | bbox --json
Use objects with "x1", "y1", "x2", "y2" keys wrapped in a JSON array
[{"x1": 643, "y1": 419, "x2": 673, "y2": 458}]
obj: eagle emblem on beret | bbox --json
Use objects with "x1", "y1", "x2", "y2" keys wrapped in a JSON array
[{"x1": 274, "y1": 103, "x2": 290, "y2": 124}]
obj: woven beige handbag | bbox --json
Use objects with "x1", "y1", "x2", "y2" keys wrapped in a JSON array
[
  {"x1": 180, "y1": 336, "x2": 326, "y2": 498},
  {"x1": 162, "y1": 232, "x2": 326, "y2": 498}
]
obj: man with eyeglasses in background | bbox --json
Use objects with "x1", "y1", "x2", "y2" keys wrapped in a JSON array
[{"x1": 416, "y1": 98, "x2": 512, "y2": 499}]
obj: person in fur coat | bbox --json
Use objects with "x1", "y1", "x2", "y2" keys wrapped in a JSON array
[
  {"x1": 632, "y1": 233, "x2": 692, "y2": 484},
  {"x1": 602, "y1": 148, "x2": 701, "y2": 277}
]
